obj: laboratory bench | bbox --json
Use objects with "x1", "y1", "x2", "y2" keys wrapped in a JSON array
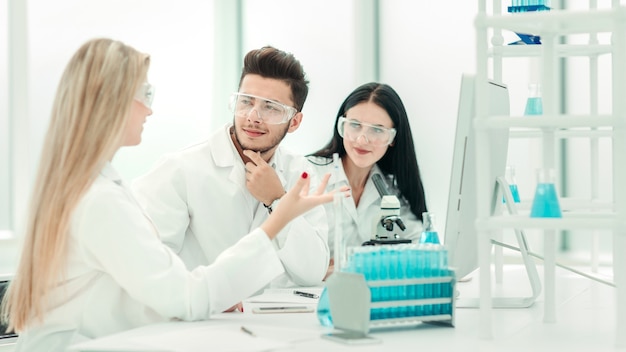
[{"x1": 64, "y1": 264, "x2": 617, "y2": 352}]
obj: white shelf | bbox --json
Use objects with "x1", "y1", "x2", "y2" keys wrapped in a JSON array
[
  {"x1": 477, "y1": 213, "x2": 617, "y2": 231},
  {"x1": 509, "y1": 128, "x2": 613, "y2": 139},
  {"x1": 476, "y1": 7, "x2": 626, "y2": 35},
  {"x1": 489, "y1": 44, "x2": 612, "y2": 58},
  {"x1": 475, "y1": 2, "x2": 626, "y2": 347},
  {"x1": 474, "y1": 114, "x2": 622, "y2": 129}
]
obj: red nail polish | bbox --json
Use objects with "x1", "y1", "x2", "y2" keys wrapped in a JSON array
[{"x1": 301, "y1": 172, "x2": 308, "y2": 179}]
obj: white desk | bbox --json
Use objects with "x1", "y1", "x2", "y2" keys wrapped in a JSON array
[
  {"x1": 70, "y1": 310, "x2": 457, "y2": 352},
  {"x1": 59, "y1": 265, "x2": 622, "y2": 351}
]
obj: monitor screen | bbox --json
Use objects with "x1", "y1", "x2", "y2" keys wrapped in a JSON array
[
  {"x1": 0, "y1": 279, "x2": 17, "y2": 342},
  {"x1": 444, "y1": 73, "x2": 510, "y2": 280}
]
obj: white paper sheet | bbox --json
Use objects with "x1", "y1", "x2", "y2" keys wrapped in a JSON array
[
  {"x1": 131, "y1": 326, "x2": 289, "y2": 352},
  {"x1": 245, "y1": 287, "x2": 323, "y2": 304},
  {"x1": 71, "y1": 323, "x2": 291, "y2": 352}
]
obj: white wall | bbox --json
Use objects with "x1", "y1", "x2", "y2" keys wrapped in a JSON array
[
  {"x1": 6, "y1": 0, "x2": 580, "y2": 270},
  {"x1": 17, "y1": 0, "x2": 483, "y2": 226},
  {"x1": 0, "y1": 2, "x2": 9, "y2": 231},
  {"x1": 1, "y1": 0, "x2": 219, "y2": 271},
  {"x1": 562, "y1": 0, "x2": 615, "y2": 260},
  {"x1": 240, "y1": 0, "x2": 358, "y2": 156},
  {"x1": 378, "y1": 0, "x2": 478, "y2": 230}
]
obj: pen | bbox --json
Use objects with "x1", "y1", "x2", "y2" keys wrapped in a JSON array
[
  {"x1": 240, "y1": 326, "x2": 256, "y2": 337},
  {"x1": 293, "y1": 290, "x2": 319, "y2": 299}
]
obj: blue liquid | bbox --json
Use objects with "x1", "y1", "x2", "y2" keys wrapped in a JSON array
[
  {"x1": 524, "y1": 97, "x2": 543, "y2": 115},
  {"x1": 510, "y1": 184, "x2": 521, "y2": 203},
  {"x1": 419, "y1": 231, "x2": 440, "y2": 244},
  {"x1": 530, "y1": 183, "x2": 562, "y2": 218},
  {"x1": 316, "y1": 287, "x2": 333, "y2": 327},
  {"x1": 502, "y1": 184, "x2": 521, "y2": 204},
  {"x1": 339, "y1": 245, "x2": 453, "y2": 321}
]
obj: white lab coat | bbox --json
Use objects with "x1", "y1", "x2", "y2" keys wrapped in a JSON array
[
  {"x1": 14, "y1": 163, "x2": 284, "y2": 352},
  {"x1": 307, "y1": 156, "x2": 423, "y2": 259},
  {"x1": 132, "y1": 123, "x2": 329, "y2": 287}
]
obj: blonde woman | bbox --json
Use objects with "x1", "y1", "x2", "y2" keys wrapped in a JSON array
[{"x1": 0, "y1": 38, "x2": 336, "y2": 352}]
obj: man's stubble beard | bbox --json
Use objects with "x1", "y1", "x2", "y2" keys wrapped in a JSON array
[{"x1": 233, "y1": 122, "x2": 290, "y2": 155}]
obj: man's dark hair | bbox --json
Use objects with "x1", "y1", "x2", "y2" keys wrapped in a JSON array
[{"x1": 239, "y1": 46, "x2": 309, "y2": 112}]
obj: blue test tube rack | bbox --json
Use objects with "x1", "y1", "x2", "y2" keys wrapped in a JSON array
[
  {"x1": 507, "y1": 0, "x2": 551, "y2": 13},
  {"x1": 325, "y1": 244, "x2": 455, "y2": 334},
  {"x1": 507, "y1": 1, "x2": 551, "y2": 45}
]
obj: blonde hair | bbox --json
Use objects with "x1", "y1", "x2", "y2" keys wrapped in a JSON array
[{"x1": 1, "y1": 38, "x2": 150, "y2": 331}]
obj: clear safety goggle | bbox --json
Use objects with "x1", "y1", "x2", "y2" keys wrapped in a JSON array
[
  {"x1": 134, "y1": 82, "x2": 155, "y2": 108},
  {"x1": 229, "y1": 92, "x2": 297, "y2": 125},
  {"x1": 337, "y1": 117, "x2": 397, "y2": 146}
]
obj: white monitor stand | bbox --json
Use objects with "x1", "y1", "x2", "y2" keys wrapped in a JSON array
[{"x1": 455, "y1": 176, "x2": 542, "y2": 308}]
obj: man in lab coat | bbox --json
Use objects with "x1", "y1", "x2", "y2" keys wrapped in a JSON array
[{"x1": 132, "y1": 46, "x2": 329, "y2": 288}]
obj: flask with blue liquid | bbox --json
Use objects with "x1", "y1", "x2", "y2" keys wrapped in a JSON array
[
  {"x1": 530, "y1": 168, "x2": 562, "y2": 218},
  {"x1": 316, "y1": 286, "x2": 333, "y2": 327},
  {"x1": 419, "y1": 212, "x2": 440, "y2": 244},
  {"x1": 524, "y1": 83, "x2": 543, "y2": 116}
]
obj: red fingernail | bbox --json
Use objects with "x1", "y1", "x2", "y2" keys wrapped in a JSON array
[{"x1": 301, "y1": 172, "x2": 308, "y2": 179}]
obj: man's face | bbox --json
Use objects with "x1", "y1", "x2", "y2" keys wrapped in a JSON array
[{"x1": 232, "y1": 74, "x2": 301, "y2": 155}]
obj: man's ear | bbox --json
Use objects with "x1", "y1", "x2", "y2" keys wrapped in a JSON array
[{"x1": 287, "y1": 112, "x2": 303, "y2": 133}]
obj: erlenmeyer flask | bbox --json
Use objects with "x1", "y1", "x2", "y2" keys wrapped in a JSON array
[
  {"x1": 524, "y1": 83, "x2": 543, "y2": 116},
  {"x1": 419, "y1": 212, "x2": 440, "y2": 244},
  {"x1": 530, "y1": 168, "x2": 562, "y2": 218}
]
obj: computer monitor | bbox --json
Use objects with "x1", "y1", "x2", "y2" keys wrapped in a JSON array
[
  {"x1": 444, "y1": 73, "x2": 510, "y2": 280},
  {"x1": 0, "y1": 275, "x2": 17, "y2": 344}
]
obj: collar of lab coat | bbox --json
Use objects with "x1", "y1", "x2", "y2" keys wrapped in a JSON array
[
  {"x1": 211, "y1": 122, "x2": 282, "y2": 171},
  {"x1": 99, "y1": 162, "x2": 123, "y2": 185},
  {"x1": 319, "y1": 156, "x2": 384, "y2": 193}
]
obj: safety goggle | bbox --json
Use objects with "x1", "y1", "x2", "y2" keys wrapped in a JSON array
[
  {"x1": 229, "y1": 92, "x2": 297, "y2": 125},
  {"x1": 134, "y1": 82, "x2": 155, "y2": 108},
  {"x1": 337, "y1": 117, "x2": 396, "y2": 146}
]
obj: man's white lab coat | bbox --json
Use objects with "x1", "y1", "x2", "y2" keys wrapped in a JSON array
[
  {"x1": 14, "y1": 163, "x2": 284, "y2": 352},
  {"x1": 132, "y1": 123, "x2": 329, "y2": 287}
]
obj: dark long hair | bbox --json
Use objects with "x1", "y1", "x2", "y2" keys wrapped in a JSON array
[{"x1": 309, "y1": 82, "x2": 428, "y2": 221}]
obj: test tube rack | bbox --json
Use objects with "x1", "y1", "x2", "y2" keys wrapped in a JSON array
[{"x1": 325, "y1": 270, "x2": 456, "y2": 338}]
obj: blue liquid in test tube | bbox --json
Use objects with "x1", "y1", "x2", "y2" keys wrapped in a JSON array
[
  {"x1": 415, "y1": 248, "x2": 425, "y2": 316},
  {"x1": 503, "y1": 165, "x2": 521, "y2": 204},
  {"x1": 422, "y1": 246, "x2": 434, "y2": 316},
  {"x1": 510, "y1": 184, "x2": 521, "y2": 203}
]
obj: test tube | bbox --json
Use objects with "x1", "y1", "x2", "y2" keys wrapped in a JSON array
[{"x1": 332, "y1": 153, "x2": 344, "y2": 272}]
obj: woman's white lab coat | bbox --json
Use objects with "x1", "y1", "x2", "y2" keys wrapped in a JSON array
[
  {"x1": 132, "y1": 123, "x2": 329, "y2": 287},
  {"x1": 308, "y1": 156, "x2": 423, "y2": 259},
  {"x1": 14, "y1": 163, "x2": 284, "y2": 352}
]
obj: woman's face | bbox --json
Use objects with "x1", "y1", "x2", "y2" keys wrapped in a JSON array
[
  {"x1": 341, "y1": 101, "x2": 394, "y2": 170},
  {"x1": 123, "y1": 84, "x2": 154, "y2": 146}
]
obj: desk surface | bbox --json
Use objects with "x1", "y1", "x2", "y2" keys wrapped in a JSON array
[
  {"x1": 71, "y1": 310, "x2": 459, "y2": 352},
  {"x1": 70, "y1": 265, "x2": 619, "y2": 352}
]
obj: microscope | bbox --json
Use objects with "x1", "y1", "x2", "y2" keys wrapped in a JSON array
[{"x1": 362, "y1": 174, "x2": 412, "y2": 246}]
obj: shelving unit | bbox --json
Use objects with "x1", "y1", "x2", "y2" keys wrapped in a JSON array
[{"x1": 474, "y1": 1, "x2": 626, "y2": 347}]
